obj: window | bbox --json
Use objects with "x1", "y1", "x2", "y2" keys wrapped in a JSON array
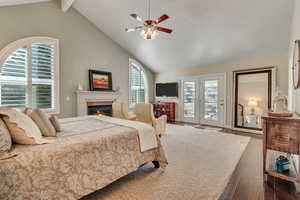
[
  {"x1": 183, "y1": 81, "x2": 196, "y2": 118},
  {"x1": 0, "y1": 37, "x2": 59, "y2": 113},
  {"x1": 129, "y1": 59, "x2": 148, "y2": 107}
]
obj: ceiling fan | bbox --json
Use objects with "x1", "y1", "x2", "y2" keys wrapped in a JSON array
[{"x1": 126, "y1": 0, "x2": 173, "y2": 40}]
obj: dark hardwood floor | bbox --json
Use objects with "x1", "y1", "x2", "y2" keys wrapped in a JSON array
[
  {"x1": 219, "y1": 133, "x2": 300, "y2": 199},
  {"x1": 174, "y1": 122, "x2": 300, "y2": 199}
]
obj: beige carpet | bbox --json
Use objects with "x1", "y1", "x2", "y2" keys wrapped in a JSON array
[{"x1": 82, "y1": 124, "x2": 250, "y2": 200}]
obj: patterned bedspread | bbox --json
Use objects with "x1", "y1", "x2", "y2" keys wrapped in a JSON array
[{"x1": 0, "y1": 116, "x2": 167, "y2": 200}]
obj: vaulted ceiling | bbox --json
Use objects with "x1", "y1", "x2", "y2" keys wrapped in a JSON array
[
  {"x1": 0, "y1": 0, "x2": 294, "y2": 73},
  {"x1": 73, "y1": 0, "x2": 294, "y2": 73}
]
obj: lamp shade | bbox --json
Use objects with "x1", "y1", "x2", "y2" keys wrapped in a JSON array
[{"x1": 248, "y1": 100, "x2": 258, "y2": 107}]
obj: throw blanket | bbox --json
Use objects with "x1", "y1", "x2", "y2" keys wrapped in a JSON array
[{"x1": 98, "y1": 115, "x2": 158, "y2": 152}]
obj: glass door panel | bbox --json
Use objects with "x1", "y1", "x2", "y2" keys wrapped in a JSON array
[
  {"x1": 200, "y1": 75, "x2": 225, "y2": 127},
  {"x1": 183, "y1": 81, "x2": 196, "y2": 119},
  {"x1": 204, "y1": 80, "x2": 218, "y2": 121}
]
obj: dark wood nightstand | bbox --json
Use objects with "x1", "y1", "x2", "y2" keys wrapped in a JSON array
[{"x1": 262, "y1": 115, "x2": 300, "y2": 190}]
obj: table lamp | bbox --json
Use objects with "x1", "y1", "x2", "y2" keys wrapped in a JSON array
[{"x1": 248, "y1": 100, "x2": 258, "y2": 115}]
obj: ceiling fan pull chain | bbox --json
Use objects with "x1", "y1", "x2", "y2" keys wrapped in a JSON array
[{"x1": 148, "y1": 0, "x2": 151, "y2": 20}]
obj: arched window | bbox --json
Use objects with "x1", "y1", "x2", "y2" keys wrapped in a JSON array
[
  {"x1": 129, "y1": 59, "x2": 148, "y2": 107},
  {"x1": 0, "y1": 37, "x2": 59, "y2": 113}
]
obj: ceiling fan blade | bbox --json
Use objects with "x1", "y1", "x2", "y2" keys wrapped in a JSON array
[
  {"x1": 125, "y1": 26, "x2": 143, "y2": 32},
  {"x1": 155, "y1": 14, "x2": 170, "y2": 24},
  {"x1": 156, "y1": 27, "x2": 173, "y2": 34},
  {"x1": 130, "y1": 14, "x2": 144, "y2": 23}
]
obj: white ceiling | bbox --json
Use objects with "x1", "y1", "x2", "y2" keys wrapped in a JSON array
[
  {"x1": 0, "y1": 0, "x2": 49, "y2": 6},
  {"x1": 0, "y1": 0, "x2": 294, "y2": 73},
  {"x1": 73, "y1": 0, "x2": 294, "y2": 73}
]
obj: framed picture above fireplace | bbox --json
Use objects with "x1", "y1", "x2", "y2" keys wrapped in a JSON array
[{"x1": 89, "y1": 70, "x2": 113, "y2": 91}]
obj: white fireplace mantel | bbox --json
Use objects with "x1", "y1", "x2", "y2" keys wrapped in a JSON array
[{"x1": 76, "y1": 90, "x2": 120, "y2": 116}]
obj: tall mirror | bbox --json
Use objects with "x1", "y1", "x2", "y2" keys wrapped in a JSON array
[{"x1": 234, "y1": 68, "x2": 273, "y2": 131}]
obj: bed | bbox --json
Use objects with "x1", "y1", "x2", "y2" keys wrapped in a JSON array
[{"x1": 0, "y1": 115, "x2": 168, "y2": 200}]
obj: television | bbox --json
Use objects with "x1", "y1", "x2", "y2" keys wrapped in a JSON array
[{"x1": 156, "y1": 82, "x2": 178, "y2": 97}]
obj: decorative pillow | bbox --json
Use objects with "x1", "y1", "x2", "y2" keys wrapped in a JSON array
[
  {"x1": 0, "y1": 118, "x2": 12, "y2": 154},
  {"x1": 49, "y1": 115, "x2": 61, "y2": 132},
  {"x1": 23, "y1": 107, "x2": 32, "y2": 114},
  {"x1": 0, "y1": 108, "x2": 51, "y2": 145},
  {"x1": 26, "y1": 109, "x2": 56, "y2": 137}
]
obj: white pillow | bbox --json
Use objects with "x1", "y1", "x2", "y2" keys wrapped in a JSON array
[{"x1": 0, "y1": 108, "x2": 52, "y2": 145}]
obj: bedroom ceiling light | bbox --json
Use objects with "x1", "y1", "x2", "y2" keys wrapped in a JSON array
[
  {"x1": 126, "y1": 0, "x2": 172, "y2": 40},
  {"x1": 140, "y1": 27, "x2": 158, "y2": 40}
]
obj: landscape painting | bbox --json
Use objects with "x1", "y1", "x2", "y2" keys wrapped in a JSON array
[{"x1": 89, "y1": 70, "x2": 112, "y2": 91}]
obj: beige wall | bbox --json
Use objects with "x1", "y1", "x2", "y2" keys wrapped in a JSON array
[
  {"x1": 288, "y1": 0, "x2": 300, "y2": 114},
  {"x1": 156, "y1": 54, "x2": 289, "y2": 127},
  {"x1": 0, "y1": 1, "x2": 155, "y2": 118}
]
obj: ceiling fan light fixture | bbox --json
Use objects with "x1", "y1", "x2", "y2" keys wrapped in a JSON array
[
  {"x1": 140, "y1": 27, "x2": 158, "y2": 40},
  {"x1": 126, "y1": 0, "x2": 172, "y2": 39}
]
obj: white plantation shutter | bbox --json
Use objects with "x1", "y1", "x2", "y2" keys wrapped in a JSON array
[
  {"x1": 129, "y1": 59, "x2": 148, "y2": 107},
  {"x1": 0, "y1": 48, "x2": 27, "y2": 108},
  {"x1": 32, "y1": 43, "x2": 54, "y2": 109},
  {"x1": 0, "y1": 37, "x2": 59, "y2": 113}
]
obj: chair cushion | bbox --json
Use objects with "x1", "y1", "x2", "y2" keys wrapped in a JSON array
[{"x1": 127, "y1": 112, "x2": 137, "y2": 120}]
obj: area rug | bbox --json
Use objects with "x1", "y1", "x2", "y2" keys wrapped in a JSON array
[{"x1": 82, "y1": 124, "x2": 250, "y2": 200}]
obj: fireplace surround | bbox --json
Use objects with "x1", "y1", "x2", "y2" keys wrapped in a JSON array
[{"x1": 76, "y1": 90, "x2": 120, "y2": 116}]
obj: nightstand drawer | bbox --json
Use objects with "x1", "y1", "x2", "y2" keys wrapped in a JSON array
[{"x1": 266, "y1": 121, "x2": 299, "y2": 154}]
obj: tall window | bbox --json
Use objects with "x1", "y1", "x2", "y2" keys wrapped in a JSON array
[
  {"x1": 0, "y1": 37, "x2": 59, "y2": 113},
  {"x1": 129, "y1": 59, "x2": 148, "y2": 107}
]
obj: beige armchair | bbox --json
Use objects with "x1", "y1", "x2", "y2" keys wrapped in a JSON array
[
  {"x1": 135, "y1": 104, "x2": 167, "y2": 135},
  {"x1": 112, "y1": 102, "x2": 136, "y2": 120}
]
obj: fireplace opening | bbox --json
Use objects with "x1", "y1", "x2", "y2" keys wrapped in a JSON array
[{"x1": 87, "y1": 102, "x2": 113, "y2": 116}]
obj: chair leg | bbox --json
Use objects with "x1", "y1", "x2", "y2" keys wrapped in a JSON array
[{"x1": 152, "y1": 161, "x2": 160, "y2": 168}]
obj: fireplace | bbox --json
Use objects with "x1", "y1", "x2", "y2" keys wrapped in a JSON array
[
  {"x1": 76, "y1": 90, "x2": 119, "y2": 116},
  {"x1": 87, "y1": 101, "x2": 113, "y2": 116}
]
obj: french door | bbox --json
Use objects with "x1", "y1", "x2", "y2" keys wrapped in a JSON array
[
  {"x1": 182, "y1": 80, "x2": 198, "y2": 123},
  {"x1": 199, "y1": 75, "x2": 225, "y2": 127},
  {"x1": 181, "y1": 74, "x2": 225, "y2": 127}
]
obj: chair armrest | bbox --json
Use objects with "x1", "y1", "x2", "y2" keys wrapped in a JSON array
[{"x1": 153, "y1": 115, "x2": 167, "y2": 134}]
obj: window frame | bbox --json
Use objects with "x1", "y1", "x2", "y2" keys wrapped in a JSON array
[
  {"x1": 0, "y1": 37, "x2": 60, "y2": 114},
  {"x1": 129, "y1": 58, "x2": 149, "y2": 108}
]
